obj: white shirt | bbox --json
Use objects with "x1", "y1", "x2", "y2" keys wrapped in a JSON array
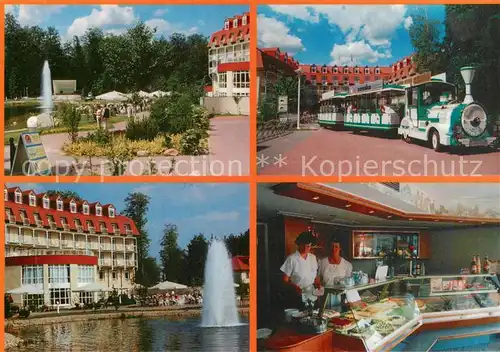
[
  {"x1": 318, "y1": 257, "x2": 353, "y2": 287},
  {"x1": 280, "y1": 251, "x2": 318, "y2": 289}
]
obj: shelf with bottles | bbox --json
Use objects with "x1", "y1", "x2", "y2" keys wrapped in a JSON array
[{"x1": 351, "y1": 231, "x2": 422, "y2": 260}]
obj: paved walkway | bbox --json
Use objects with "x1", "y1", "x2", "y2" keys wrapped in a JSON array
[
  {"x1": 258, "y1": 129, "x2": 500, "y2": 176},
  {"x1": 5, "y1": 114, "x2": 249, "y2": 176}
]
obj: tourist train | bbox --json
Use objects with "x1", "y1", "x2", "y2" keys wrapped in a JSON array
[{"x1": 318, "y1": 66, "x2": 497, "y2": 151}]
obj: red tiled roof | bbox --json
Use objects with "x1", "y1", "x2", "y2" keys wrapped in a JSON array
[
  {"x1": 208, "y1": 12, "x2": 250, "y2": 47},
  {"x1": 232, "y1": 255, "x2": 249, "y2": 271},
  {"x1": 5, "y1": 201, "x2": 139, "y2": 236}
]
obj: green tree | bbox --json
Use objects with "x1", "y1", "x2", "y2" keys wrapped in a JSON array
[
  {"x1": 122, "y1": 192, "x2": 151, "y2": 286},
  {"x1": 224, "y1": 229, "x2": 249, "y2": 256},
  {"x1": 159, "y1": 224, "x2": 186, "y2": 284},
  {"x1": 185, "y1": 234, "x2": 209, "y2": 286},
  {"x1": 44, "y1": 190, "x2": 82, "y2": 200},
  {"x1": 140, "y1": 256, "x2": 161, "y2": 287}
]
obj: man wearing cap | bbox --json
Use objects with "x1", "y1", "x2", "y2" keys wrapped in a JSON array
[{"x1": 280, "y1": 231, "x2": 321, "y2": 309}]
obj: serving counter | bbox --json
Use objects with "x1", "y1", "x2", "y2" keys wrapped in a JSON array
[{"x1": 262, "y1": 274, "x2": 500, "y2": 352}]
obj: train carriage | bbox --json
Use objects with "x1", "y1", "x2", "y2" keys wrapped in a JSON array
[
  {"x1": 318, "y1": 91, "x2": 347, "y2": 128},
  {"x1": 398, "y1": 66, "x2": 497, "y2": 151}
]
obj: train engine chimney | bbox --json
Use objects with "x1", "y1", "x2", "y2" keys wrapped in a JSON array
[{"x1": 460, "y1": 66, "x2": 476, "y2": 104}]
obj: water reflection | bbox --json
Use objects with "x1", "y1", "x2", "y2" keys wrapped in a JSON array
[{"x1": 13, "y1": 316, "x2": 249, "y2": 352}]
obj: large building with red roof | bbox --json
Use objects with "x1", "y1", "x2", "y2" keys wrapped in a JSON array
[
  {"x1": 4, "y1": 185, "x2": 139, "y2": 308},
  {"x1": 207, "y1": 12, "x2": 250, "y2": 98},
  {"x1": 257, "y1": 47, "x2": 300, "y2": 98}
]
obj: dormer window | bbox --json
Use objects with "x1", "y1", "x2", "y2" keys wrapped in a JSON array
[
  {"x1": 57, "y1": 199, "x2": 63, "y2": 211},
  {"x1": 311, "y1": 65, "x2": 316, "y2": 73},
  {"x1": 344, "y1": 67, "x2": 349, "y2": 74},
  {"x1": 109, "y1": 208, "x2": 115, "y2": 218},
  {"x1": 83, "y1": 204, "x2": 89, "y2": 215},
  {"x1": 355, "y1": 67, "x2": 359, "y2": 74},
  {"x1": 375, "y1": 67, "x2": 380, "y2": 74},
  {"x1": 96, "y1": 205, "x2": 102, "y2": 216},
  {"x1": 333, "y1": 67, "x2": 338, "y2": 74},
  {"x1": 29, "y1": 194, "x2": 36, "y2": 206},
  {"x1": 224, "y1": 21, "x2": 229, "y2": 30},
  {"x1": 43, "y1": 196, "x2": 49, "y2": 209},
  {"x1": 4, "y1": 189, "x2": 7, "y2": 201},
  {"x1": 322, "y1": 66, "x2": 327, "y2": 73},
  {"x1": 233, "y1": 19, "x2": 238, "y2": 28},
  {"x1": 15, "y1": 190, "x2": 22, "y2": 204},
  {"x1": 365, "y1": 68, "x2": 370, "y2": 74},
  {"x1": 69, "y1": 200, "x2": 76, "y2": 213},
  {"x1": 242, "y1": 16, "x2": 247, "y2": 25}
]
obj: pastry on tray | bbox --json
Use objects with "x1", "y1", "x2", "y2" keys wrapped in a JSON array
[
  {"x1": 329, "y1": 317, "x2": 356, "y2": 331},
  {"x1": 372, "y1": 319, "x2": 395, "y2": 335},
  {"x1": 322, "y1": 310, "x2": 341, "y2": 319}
]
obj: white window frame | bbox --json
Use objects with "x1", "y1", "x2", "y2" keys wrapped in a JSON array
[
  {"x1": 376, "y1": 68, "x2": 381, "y2": 74},
  {"x1": 4, "y1": 189, "x2": 8, "y2": 201},
  {"x1": 344, "y1": 67, "x2": 349, "y2": 74},
  {"x1": 48, "y1": 264, "x2": 70, "y2": 284},
  {"x1": 365, "y1": 68, "x2": 370, "y2": 74},
  {"x1": 311, "y1": 66, "x2": 316, "y2": 73},
  {"x1": 50, "y1": 288, "x2": 71, "y2": 306},
  {"x1": 57, "y1": 199, "x2": 63, "y2": 211},
  {"x1": 125, "y1": 271, "x2": 130, "y2": 280},
  {"x1": 29, "y1": 194, "x2": 36, "y2": 206},
  {"x1": 70, "y1": 201, "x2": 77, "y2": 213},
  {"x1": 96, "y1": 205, "x2": 102, "y2": 216},
  {"x1": 22, "y1": 265, "x2": 44, "y2": 285},
  {"x1": 15, "y1": 190, "x2": 22, "y2": 204},
  {"x1": 242, "y1": 16, "x2": 247, "y2": 25},
  {"x1": 78, "y1": 265, "x2": 95, "y2": 284},
  {"x1": 108, "y1": 207, "x2": 115, "y2": 218},
  {"x1": 224, "y1": 21, "x2": 229, "y2": 30},
  {"x1": 233, "y1": 19, "x2": 238, "y2": 28},
  {"x1": 83, "y1": 204, "x2": 89, "y2": 215},
  {"x1": 233, "y1": 70, "x2": 250, "y2": 89},
  {"x1": 218, "y1": 72, "x2": 227, "y2": 88},
  {"x1": 43, "y1": 196, "x2": 50, "y2": 209}
]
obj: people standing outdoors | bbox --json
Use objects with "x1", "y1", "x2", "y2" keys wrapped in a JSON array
[
  {"x1": 95, "y1": 105, "x2": 103, "y2": 128},
  {"x1": 102, "y1": 104, "x2": 110, "y2": 130}
]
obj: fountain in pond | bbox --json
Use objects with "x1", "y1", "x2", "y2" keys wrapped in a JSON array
[
  {"x1": 27, "y1": 60, "x2": 54, "y2": 130},
  {"x1": 201, "y1": 239, "x2": 240, "y2": 327}
]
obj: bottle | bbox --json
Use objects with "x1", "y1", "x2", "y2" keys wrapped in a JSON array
[
  {"x1": 471, "y1": 256, "x2": 477, "y2": 274},
  {"x1": 483, "y1": 255, "x2": 490, "y2": 273},
  {"x1": 476, "y1": 254, "x2": 481, "y2": 273},
  {"x1": 416, "y1": 263, "x2": 421, "y2": 276}
]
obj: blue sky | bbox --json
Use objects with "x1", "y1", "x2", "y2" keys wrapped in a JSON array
[
  {"x1": 5, "y1": 5, "x2": 248, "y2": 41},
  {"x1": 7, "y1": 183, "x2": 249, "y2": 258},
  {"x1": 258, "y1": 5, "x2": 445, "y2": 66}
]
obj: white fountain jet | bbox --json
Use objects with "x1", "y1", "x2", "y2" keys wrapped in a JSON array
[
  {"x1": 201, "y1": 239, "x2": 240, "y2": 327},
  {"x1": 460, "y1": 66, "x2": 476, "y2": 104},
  {"x1": 27, "y1": 60, "x2": 54, "y2": 130}
]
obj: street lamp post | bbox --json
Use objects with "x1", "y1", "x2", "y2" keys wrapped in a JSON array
[{"x1": 295, "y1": 68, "x2": 302, "y2": 130}]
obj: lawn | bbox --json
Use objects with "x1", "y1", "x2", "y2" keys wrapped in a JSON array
[{"x1": 4, "y1": 115, "x2": 128, "y2": 145}]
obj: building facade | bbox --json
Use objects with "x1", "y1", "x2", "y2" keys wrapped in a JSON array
[
  {"x1": 257, "y1": 47, "x2": 300, "y2": 99},
  {"x1": 207, "y1": 12, "x2": 250, "y2": 97},
  {"x1": 4, "y1": 186, "x2": 139, "y2": 308}
]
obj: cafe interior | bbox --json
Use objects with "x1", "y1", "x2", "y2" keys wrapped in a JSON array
[{"x1": 257, "y1": 182, "x2": 500, "y2": 352}]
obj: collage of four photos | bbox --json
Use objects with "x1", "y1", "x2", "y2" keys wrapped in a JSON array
[{"x1": 2, "y1": 3, "x2": 500, "y2": 352}]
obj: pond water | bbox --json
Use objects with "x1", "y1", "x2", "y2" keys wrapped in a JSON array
[
  {"x1": 4, "y1": 104, "x2": 43, "y2": 130},
  {"x1": 12, "y1": 315, "x2": 249, "y2": 351}
]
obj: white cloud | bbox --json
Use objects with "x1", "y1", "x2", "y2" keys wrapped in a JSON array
[
  {"x1": 268, "y1": 5, "x2": 412, "y2": 61},
  {"x1": 329, "y1": 40, "x2": 391, "y2": 66},
  {"x1": 258, "y1": 14, "x2": 304, "y2": 54},
  {"x1": 267, "y1": 5, "x2": 319, "y2": 23},
  {"x1": 66, "y1": 5, "x2": 138, "y2": 39},
  {"x1": 153, "y1": 9, "x2": 168, "y2": 17},
  {"x1": 404, "y1": 16, "x2": 414, "y2": 30},
  {"x1": 7, "y1": 5, "x2": 66, "y2": 26},
  {"x1": 145, "y1": 18, "x2": 198, "y2": 36}
]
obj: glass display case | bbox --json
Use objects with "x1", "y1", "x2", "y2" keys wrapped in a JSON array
[
  {"x1": 318, "y1": 274, "x2": 500, "y2": 351},
  {"x1": 352, "y1": 231, "x2": 419, "y2": 259},
  {"x1": 319, "y1": 279, "x2": 422, "y2": 351},
  {"x1": 402, "y1": 274, "x2": 500, "y2": 320}
]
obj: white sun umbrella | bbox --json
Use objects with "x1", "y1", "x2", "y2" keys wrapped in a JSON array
[
  {"x1": 73, "y1": 282, "x2": 113, "y2": 292},
  {"x1": 137, "y1": 90, "x2": 151, "y2": 98},
  {"x1": 7, "y1": 284, "x2": 44, "y2": 295},
  {"x1": 150, "y1": 280, "x2": 188, "y2": 290},
  {"x1": 95, "y1": 90, "x2": 129, "y2": 102},
  {"x1": 151, "y1": 90, "x2": 171, "y2": 98}
]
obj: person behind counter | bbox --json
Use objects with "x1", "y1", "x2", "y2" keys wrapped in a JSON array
[
  {"x1": 318, "y1": 238, "x2": 353, "y2": 308},
  {"x1": 280, "y1": 231, "x2": 321, "y2": 309}
]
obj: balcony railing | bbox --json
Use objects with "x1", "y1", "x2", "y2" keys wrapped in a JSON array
[
  {"x1": 22, "y1": 218, "x2": 30, "y2": 226},
  {"x1": 89, "y1": 243, "x2": 99, "y2": 250},
  {"x1": 35, "y1": 220, "x2": 43, "y2": 228},
  {"x1": 8, "y1": 215, "x2": 16, "y2": 224},
  {"x1": 62, "y1": 240, "x2": 74, "y2": 248},
  {"x1": 75, "y1": 242, "x2": 86, "y2": 249},
  {"x1": 49, "y1": 221, "x2": 57, "y2": 229},
  {"x1": 100, "y1": 244, "x2": 111, "y2": 251},
  {"x1": 22, "y1": 237, "x2": 33, "y2": 245},
  {"x1": 113, "y1": 259, "x2": 125, "y2": 266},
  {"x1": 113, "y1": 229, "x2": 120, "y2": 235},
  {"x1": 113, "y1": 245, "x2": 124, "y2": 251},
  {"x1": 62, "y1": 224, "x2": 70, "y2": 231},
  {"x1": 49, "y1": 239, "x2": 60, "y2": 247},
  {"x1": 101, "y1": 228, "x2": 108, "y2": 235},
  {"x1": 88, "y1": 226, "x2": 95, "y2": 234},
  {"x1": 99, "y1": 259, "x2": 112, "y2": 266},
  {"x1": 126, "y1": 259, "x2": 135, "y2": 266},
  {"x1": 76, "y1": 225, "x2": 83, "y2": 233},
  {"x1": 125, "y1": 229, "x2": 133, "y2": 235}
]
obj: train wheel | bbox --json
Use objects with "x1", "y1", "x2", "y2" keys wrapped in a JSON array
[{"x1": 430, "y1": 130, "x2": 442, "y2": 152}]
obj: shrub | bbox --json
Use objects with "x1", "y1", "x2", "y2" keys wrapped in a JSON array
[
  {"x1": 192, "y1": 106, "x2": 211, "y2": 132},
  {"x1": 150, "y1": 94, "x2": 195, "y2": 134},
  {"x1": 81, "y1": 128, "x2": 112, "y2": 146},
  {"x1": 57, "y1": 102, "x2": 83, "y2": 143},
  {"x1": 258, "y1": 95, "x2": 278, "y2": 122},
  {"x1": 125, "y1": 118, "x2": 160, "y2": 141},
  {"x1": 180, "y1": 128, "x2": 208, "y2": 155},
  {"x1": 19, "y1": 309, "x2": 30, "y2": 318}
]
